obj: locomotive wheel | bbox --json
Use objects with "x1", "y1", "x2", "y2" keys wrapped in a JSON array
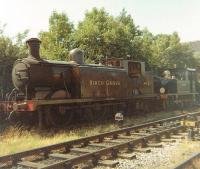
[
  {"x1": 44, "y1": 106, "x2": 74, "y2": 127},
  {"x1": 80, "y1": 106, "x2": 108, "y2": 122},
  {"x1": 82, "y1": 107, "x2": 95, "y2": 122},
  {"x1": 97, "y1": 106, "x2": 107, "y2": 121},
  {"x1": 43, "y1": 90, "x2": 73, "y2": 127}
]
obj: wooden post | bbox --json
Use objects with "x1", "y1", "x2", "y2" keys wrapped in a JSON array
[{"x1": 160, "y1": 94, "x2": 167, "y2": 111}]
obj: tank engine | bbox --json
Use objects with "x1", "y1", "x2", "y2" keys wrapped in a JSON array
[
  {"x1": 6, "y1": 38, "x2": 199, "y2": 127},
  {"x1": 10, "y1": 38, "x2": 158, "y2": 127},
  {"x1": 12, "y1": 39, "x2": 136, "y2": 100}
]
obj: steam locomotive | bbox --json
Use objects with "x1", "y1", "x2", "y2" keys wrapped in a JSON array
[{"x1": 1, "y1": 38, "x2": 199, "y2": 127}]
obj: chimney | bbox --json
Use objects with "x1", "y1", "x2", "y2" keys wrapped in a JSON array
[
  {"x1": 26, "y1": 38, "x2": 41, "y2": 60},
  {"x1": 69, "y1": 48, "x2": 84, "y2": 64}
]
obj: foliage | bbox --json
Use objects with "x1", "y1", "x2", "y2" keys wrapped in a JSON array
[
  {"x1": 135, "y1": 31, "x2": 197, "y2": 69},
  {"x1": 149, "y1": 32, "x2": 197, "y2": 68},
  {"x1": 72, "y1": 8, "x2": 196, "y2": 68},
  {"x1": 0, "y1": 8, "x2": 198, "y2": 70},
  {"x1": 0, "y1": 27, "x2": 28, "y2": 96},
  {"x1": 188, "y1": 41, "x2": 200, "y2": 52},
  {"x1": 188, "y1": 41, "x2": 200, "y2": 62},
  {"x1": 72, "y1": 8, "x2": 114, "y2": 63},
  {"x1": 0, "y1": 28, "x2": 28, "y2": 64},
  {"x1": 133, "y1": 28, "x2": 154, "y2": 69},
  {"x1": 72, "y1": 8, "x2": 141, "y2": 63},
  {"x1": 194, "y1": 52, "x2": 200, "y2": 59},
  {"x1": 39, "y1": 11, "x2": 74, "y2": 60}
]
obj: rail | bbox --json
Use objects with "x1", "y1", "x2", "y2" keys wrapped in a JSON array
[
  {"x1": 0, "y1": 111, "x2": 200, "y2": 169},
  {"x1": 173, "y1": 152, "x2": 200, "y2": 169}
]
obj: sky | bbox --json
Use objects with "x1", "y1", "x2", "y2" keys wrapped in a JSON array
[{"x1": 0, "y1": 0, "x2": 200, "y2": 42}]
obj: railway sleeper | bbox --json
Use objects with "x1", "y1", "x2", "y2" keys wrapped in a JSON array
[
  {"x1": 89, "y1": 143, "x2": 112, "y2": 148},
  {"x1": 98, "y1": 160, "x2": 119, "y2": 168},
  {"x1": 49, "y1": 153, "x2": 78, "y2": 159},
  {"x1": 170, "y1": 134, "x2": 185, "y2": 139},
  {"x1": 70, "y1": 147, "x2": 97, "y2": 154},
  {"x1": 161, "y1": 138, "x2": 176, "y2": 142},
  {"x1": 117, "y1": 152, "x2": 136, "y2": 160},
  {"x1": 149, "y1": 134, "x2": 161, "y2": 143},
  {"x1": 18, "y1": 161, "x2": 46, "y2": 168},
  {"x1": 118, "y1": 135, "x2": 137, "y2": 139},
  {"x1": 134, "y1": 147, "x2": 151, "y2": 153},
  {"x1": 130, "y1": 132, "x2": 151, "y2": 137},
  {"x1": 178, "y1": 132, "x2": 188, "y2": 136},
  {"x1": 105, "y1": 139, "x2": 129, "y2": 144},
  {"x1": 147, "y1": 143, "x2": 163, "y2": 148}
]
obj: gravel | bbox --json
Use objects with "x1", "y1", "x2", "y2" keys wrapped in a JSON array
[
  {"x1": 116, "y1": 141, "x2": 181, "y2": 169},
  {"x1": 4, "y1": 108, "x2": 200, "y2": 169},
  {"x1": 94, "y1": 139, "x2": 200, "y2": 169}
]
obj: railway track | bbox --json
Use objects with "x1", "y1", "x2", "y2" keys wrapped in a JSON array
[
  {"x1": 174, "y1": 151, "x2": 200, "y2": 169},
  {"x1": 1, "y1": 112, "x2": 200, "y2": 169}
]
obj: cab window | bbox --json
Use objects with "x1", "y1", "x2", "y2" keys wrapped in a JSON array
[{"x1": 128, "y1": 62, "x2": 141, "y2": 77}]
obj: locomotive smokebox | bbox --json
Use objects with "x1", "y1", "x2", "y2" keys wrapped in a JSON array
[
  {"x1": 26, "y1": 38, "x2": 41, "y2": 60},
  {"x1": 69, "y1": 48, "x2": 84, "y2": 64}
]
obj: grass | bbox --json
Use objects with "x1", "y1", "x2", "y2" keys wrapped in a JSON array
[
  {"x1": 0, "y1": 107, "x2": 198, "y2": 156},
  {"x1": 0, "y1": 123, "x2": 118, "y2": 156}
]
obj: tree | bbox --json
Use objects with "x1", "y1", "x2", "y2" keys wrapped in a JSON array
[
  {"x1": 15, "y1": 29, "x2": 29, "y2": 59},
  {"x1": 133, "y1": 28, "x2": 154, "y2": 69},
  {"x1": 72, "y1": 8, "x2": 140, "y2": 63},
  {"x1": 72, "y1": 8, "x2": 112, "y2": 63},
  {"x1": 39, "y1": 11, "x2": 74, "y2": 60},
  {"x1": 38, "y1": 9, "x2": 197, "y2": 69},
  {"x1": 0, "y1": 31, "x2": 28, "y2": 63},
  {"x1": 145, "y1": 32, "x2": 197, "y2": 69},
  {"x1": 114, "y1": 9, "x2": 141, "y2": 60},
  {"x1": 163, "y1": 43, "x2": 196, "y2": 68},
  {"x1": 0, "y1": 26, "x2": 28, "y2": 95}
]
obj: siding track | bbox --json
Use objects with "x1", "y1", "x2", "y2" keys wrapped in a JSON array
[{"x1": 1, "y1": 112, "x2": 200, "y2": 169}]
